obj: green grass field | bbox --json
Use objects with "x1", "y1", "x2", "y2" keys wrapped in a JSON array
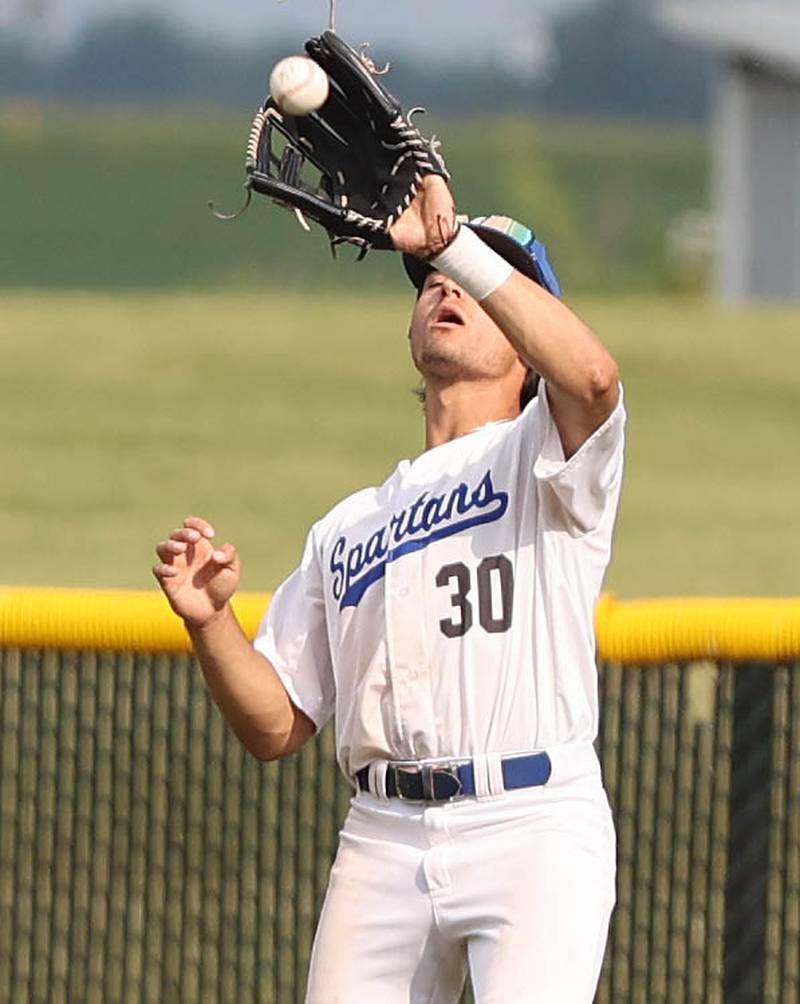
[
  {"x1": 0, "y1": 103, "x2": 707, "y2": 294},
  {"x1": 1, "y1": 289, "x2": 797, "y2": 597}
]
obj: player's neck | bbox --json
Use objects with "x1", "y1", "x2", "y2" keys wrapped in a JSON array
[{"x1": 423, "y1": 379, "x2": 520, "y2": 450}]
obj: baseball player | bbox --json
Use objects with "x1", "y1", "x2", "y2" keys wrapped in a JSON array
[{"x1": 154, "y1": 33, "x2": 624, "y2": 1004}]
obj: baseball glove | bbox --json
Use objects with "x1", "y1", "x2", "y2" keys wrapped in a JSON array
[{"x1": 216, "y1": 31, "x2": 449, "y2": 257}]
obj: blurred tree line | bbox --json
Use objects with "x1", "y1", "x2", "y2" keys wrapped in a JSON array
[{"x1": 1, "y1": 0, "x2": 712, "y2": 120}]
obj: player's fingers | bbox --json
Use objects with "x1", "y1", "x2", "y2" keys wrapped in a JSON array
[
  {"x1": 210, "y1": 542, "x2": 238, "y2": 566},
  {"x1": 170, "y1": 527, "x2": 203, "y2": 544},
  {"x1": 155, "y1": 539, "x2": 187, "y2": 562},
  {"x1": 152, "y1": 563, "x2": 179, "y2": 580},
  {"x1": 184, "y1": 515, "x2": 216, "y2": 539}
]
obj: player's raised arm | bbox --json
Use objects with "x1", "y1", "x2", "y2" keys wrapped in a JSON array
[
  {"x1": 482, "y1": 271, "x2": 618, "y2": 456},
  {"x1": 152, "y1": 516, "x2": 315, "y2": 760},
  {"x1": 391, "y1": 176, "x2": 619, "y2": 458}
]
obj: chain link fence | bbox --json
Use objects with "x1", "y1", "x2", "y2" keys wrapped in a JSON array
[
  {"x1": 598, "y1": 660, "x2": 799, "y2": 1003},
  {"x1": 1, "y1": 594, "x2": 799, "y2": 1002}
]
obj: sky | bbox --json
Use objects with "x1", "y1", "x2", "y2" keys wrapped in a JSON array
[{"x1": 5, "y1": 0, "x2": 584, "y2": 71}]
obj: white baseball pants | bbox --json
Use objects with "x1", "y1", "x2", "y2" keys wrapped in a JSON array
[{"x1": 305, "y1": 743, "x2": 616, "y2": 1004}]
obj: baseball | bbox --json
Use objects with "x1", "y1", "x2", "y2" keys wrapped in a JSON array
[{"x1": 269, "y1": 56, "x2": 330, "y2": 116}]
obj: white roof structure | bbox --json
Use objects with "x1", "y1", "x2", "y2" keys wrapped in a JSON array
[{"x1": 662, "y1": 3, "x2": 800, "y2": 78}]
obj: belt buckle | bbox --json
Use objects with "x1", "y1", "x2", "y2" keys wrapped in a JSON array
[
  {"x1": 430, "y1": 762, "x2": 464, "y2": 803},
  {"x1": 395, "y1": 762, "x2": 463, "y2": 803}
]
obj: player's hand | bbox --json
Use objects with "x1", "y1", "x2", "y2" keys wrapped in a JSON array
[
  {"x1": 152, "y1": 516, "x2": 241, "y2": 629},
  {"x1": 390, "y1": 175, "x2": 457, "y2": 260}
]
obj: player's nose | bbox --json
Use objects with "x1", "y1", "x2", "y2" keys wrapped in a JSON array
[{"x1": 440, "y1": 278, "x2": 463, "y2": 298}]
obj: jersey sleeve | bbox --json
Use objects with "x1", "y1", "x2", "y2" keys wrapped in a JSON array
[
  {"x1": 532, "y1": 382, "x2": 626, "y2": 534},
  {"x1": 253, "y1": 526, "x2": 335, "y2": 731}
]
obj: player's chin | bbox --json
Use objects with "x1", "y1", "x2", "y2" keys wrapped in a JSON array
[
  {"x1": 416, "y1": 347, "x2": 477, "y2": 380},
  {"x1": 420, "y1": 324, "x2": 468, "y2": 356}
]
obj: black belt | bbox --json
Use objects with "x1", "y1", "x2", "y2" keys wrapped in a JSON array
[{"x1": 356, "y1": 752, "x2": 552, "y2": 804}]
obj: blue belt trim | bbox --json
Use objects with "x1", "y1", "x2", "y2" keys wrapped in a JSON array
[
  {"x1": 356, "y1": 751, "x2": 552, "y2": 802},
  {"x1": 463, "y1": 752, "x2": 552, "y2": 794}
]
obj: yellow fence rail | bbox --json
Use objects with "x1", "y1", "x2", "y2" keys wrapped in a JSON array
[
  {"x1": 1, "y1": 587, "x2": 800, "y2": 662},
  {"x1": 0, "y1": 586, "x2": 268, "y2": 653}
]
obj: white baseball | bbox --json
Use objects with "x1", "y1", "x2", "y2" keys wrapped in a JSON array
[{"x1": 269, "y1": 56, "x2": 330, "y2": 116}]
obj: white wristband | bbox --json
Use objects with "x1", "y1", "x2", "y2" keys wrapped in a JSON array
[{"x1": 428, "y1": 225, "x2": 514, "y2": 302}]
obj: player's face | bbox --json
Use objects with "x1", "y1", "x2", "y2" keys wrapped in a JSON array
[{"x1": 408, "y1": 272, "x2": 524, "y2": 386}]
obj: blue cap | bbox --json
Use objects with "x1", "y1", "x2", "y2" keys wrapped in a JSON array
[{"x1": 402, "y1": 214, "x2": 562, "y2": 297}]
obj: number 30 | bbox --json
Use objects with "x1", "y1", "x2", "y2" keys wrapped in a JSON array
[{"x1": 435, "y1": 555, "x2": 514, "y2": 638}]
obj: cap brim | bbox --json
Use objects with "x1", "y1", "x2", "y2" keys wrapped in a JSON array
[{"x1": 402, "y1": 223, "x2": 545, "y2": 292}]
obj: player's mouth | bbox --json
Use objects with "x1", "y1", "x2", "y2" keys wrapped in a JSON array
[{"x1": 431, "y1": 303, "x2": 466, "y2": 328}]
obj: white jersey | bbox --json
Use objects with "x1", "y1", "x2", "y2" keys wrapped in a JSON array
[{"x1": 255, "y1": 384, "x2": 626, "y2": 780}]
